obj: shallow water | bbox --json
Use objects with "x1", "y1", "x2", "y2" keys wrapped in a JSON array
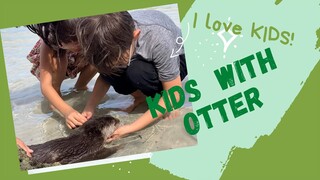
[{"x1": 1, "y1": 4, "x2": 196, "y2": 164}]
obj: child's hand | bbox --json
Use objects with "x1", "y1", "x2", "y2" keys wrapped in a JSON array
[
  {"x1": 16, "y1": 138, "x2": 33, "y2": 157},
  {"x1": 107, "y1": 124, "x2": 132, "y2": 142},
  {"x1": 82, "y1": 111, "x2": 93, "y2": 120},
  {"x1": 163, "y1": 109, "x2": 181, "y2": 120},
  {"x1": 65, "y1": 109, "x2": 87, "y2": 129}
]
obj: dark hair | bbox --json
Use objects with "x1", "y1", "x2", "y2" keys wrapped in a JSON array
[
  {"x1": 26, "y1": 19, "x2": 79, "y2": 51},
  {"x1": 76, "y1": 11, "x2": 135, "y2": 75}
]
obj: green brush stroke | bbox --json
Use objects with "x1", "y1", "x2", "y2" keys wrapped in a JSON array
[
  {"x1": 275, "y1": 0, "x2": 283, "y2": 5},
  {"x1": 0, "y1": 0, "x2": 194, "y2": 28},
  {"x1": 220, "y1": 59, "x2": 320, "y2": 179}
]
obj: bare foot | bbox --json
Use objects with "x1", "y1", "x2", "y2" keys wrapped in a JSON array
[{"x1": 123, "y1": 90, "x2": 146, "y2": 113}]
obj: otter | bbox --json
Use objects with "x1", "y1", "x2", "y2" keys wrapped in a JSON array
[{"x1": 28, "y1": 115, "x2": 120, "y2": 165}]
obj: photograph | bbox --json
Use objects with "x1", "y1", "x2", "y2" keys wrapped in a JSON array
[
  {"x1": 1, "y1": 4, "x2": 197, "y2": 171},
  {"x1": 1, "y1": 0, "x2": 320, "y2": 179}
]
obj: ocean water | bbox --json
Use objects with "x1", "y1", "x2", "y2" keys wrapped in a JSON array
[{"x1": 1, "y1": 4, "x2": 196, "y2": 163}]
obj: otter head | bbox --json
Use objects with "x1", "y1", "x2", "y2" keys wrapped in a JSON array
[{"x1": 83, "y1": 115, "x2": 120, "y2": 141}]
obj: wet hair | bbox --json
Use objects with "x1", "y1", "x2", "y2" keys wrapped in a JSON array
[
  {"x1": 76, "y1": 11, "x2": 135, "y2": 75},
  {"x1": 26, "y1": 19, "x2": 80, "y2": 53}
]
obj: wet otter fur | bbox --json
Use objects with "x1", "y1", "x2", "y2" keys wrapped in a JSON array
[{"x1": 29, "y1": 115, "x2": 120, "y2": 165}]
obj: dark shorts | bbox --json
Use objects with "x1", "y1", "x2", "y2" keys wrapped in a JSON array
[{"x1": 100, "y1": 54, "x2": 188, "y2": 97}]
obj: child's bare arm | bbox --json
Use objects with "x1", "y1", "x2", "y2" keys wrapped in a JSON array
[
  {"x1": 39, "y1": 43, "x2": 87, "y2": 128},
  {"x1": 110, "y1": 76, "x2": 182, "y2": 139},
  {"x1": 82, "y1": 75, "x2": 110, "y2": 119}
]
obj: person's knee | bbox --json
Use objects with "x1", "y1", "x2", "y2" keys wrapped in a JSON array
[
  {"x1": 126, "y1": 63, "x2": 141, "y2": 85},
  {"x1": 179, "y1": 54, "x2": 188, "y2": 81},
  {"x1": 127, "y1": 60, "x2": 156, "y2": 86},
  {"x1": 126, "y1": 60, "x2": 162, "y2": 96}
]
